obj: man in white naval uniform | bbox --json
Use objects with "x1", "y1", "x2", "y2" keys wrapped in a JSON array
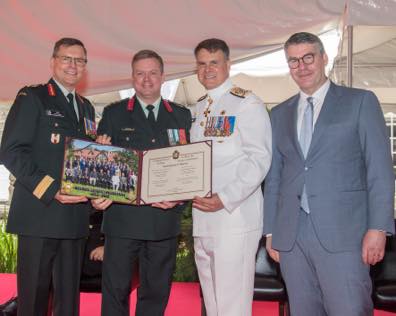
[{"x1": 191, "y1": 38, "x2": 272, "y2": 316}]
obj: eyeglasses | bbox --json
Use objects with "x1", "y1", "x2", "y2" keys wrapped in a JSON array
[
  {"x1": 287, "y1": 53, "x2": 315, "y2": 69},
  {"x1": 55, "y1": 55, "x2": 87, "y2": 67}
]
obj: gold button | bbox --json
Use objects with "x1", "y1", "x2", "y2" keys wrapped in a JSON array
[
  {"x1": 126, "y1": 137, "x2": 129, "y2": 141},
  {"x1": 89, "y1": 225, "x2": 93, "y2": 229},
  {"x1": 54, "y1": 123, "x2": 59, "y2": 127},
  {"x1": 200, "y1": 121, "x2": 204, "y2": 126},
  {"x1": 152, "y1": 138, "x2": 156, "y2": 143}
]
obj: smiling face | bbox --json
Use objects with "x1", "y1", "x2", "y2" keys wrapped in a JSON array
[
  {"x1": 195, "y1": 48, "x2": 230, "y2": 90},
  {"x1": 50, "y1": 44, "x2": 86, "y2": 91},
  {"x1": 286, "y1": 43, "x2": 328, "y2": 95},
  {"x1": 131, "y1": 57, "x2": 165, "y2": 104}
]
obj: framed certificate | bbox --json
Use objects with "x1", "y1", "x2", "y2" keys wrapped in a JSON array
[
  {"x1": 60, "y1": 137, "x2": 212, "y2": 205},
  {"x1": 139, "y1": 141, "x2": 212, "y2": 204}
]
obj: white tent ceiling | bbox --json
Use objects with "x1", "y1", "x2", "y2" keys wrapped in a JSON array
[
  {"x1": 0, "y1": 0, "x2": 345, "y2": 103},
  {"x1": 332, "y1": 26, "x2": 396, "y2": 106},
  {"x1": 1, "y1": 0, "x2": 396, "y2": 107}
]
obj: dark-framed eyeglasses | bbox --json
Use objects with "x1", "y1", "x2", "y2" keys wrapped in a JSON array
[
  {"x1": 287, "y1": 53, "x2": 315, "y2": 69},
  {"x1": 55, "y1": 55, "x2": 87, "y2": 67}
]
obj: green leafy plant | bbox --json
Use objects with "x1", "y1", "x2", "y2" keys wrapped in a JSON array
[
  {"x1": 0, "y1": 218, "x2": 17, "y2": 273},
  {"x1": 173, "y1": 202, "x2": 198, "y2": 282}
]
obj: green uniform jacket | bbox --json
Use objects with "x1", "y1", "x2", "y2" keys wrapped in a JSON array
[
  {"x1": 0, "y1": 79, "x2": 95, "y2": 239},
  {"x1": 98, "y1": 96, "x2": 192, "y2": 240}
]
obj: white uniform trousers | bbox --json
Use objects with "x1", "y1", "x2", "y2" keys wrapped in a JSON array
[{"x1": 194, "y1": 229, "x2": 261, "y2": 316}]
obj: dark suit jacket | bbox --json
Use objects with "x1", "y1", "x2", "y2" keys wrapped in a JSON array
[
  {"x1": 97, "y1": 96, "x2": 192, "y2": 240},
  {"x1": 0, "y1": 79, "x2": 95, "y2": 239},
  {"x1": 264, "y1": 82, "x2": 395, "y2": 252}
]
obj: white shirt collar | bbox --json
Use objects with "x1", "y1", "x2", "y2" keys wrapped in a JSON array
[
  {"x1": 136, "y1": 95, "x2": 161, "y2": 119},
  {"x1": 299, "y1": 79, "x2": 330, "y2": 105},
  {"x1": 207, "y1": 78, "x2": 233, "y2": 102}
]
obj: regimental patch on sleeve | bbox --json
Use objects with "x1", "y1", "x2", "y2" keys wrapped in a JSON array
[
  {"x1": 197, "y1": 94, "x2": 208, "y2": 102},
  {"x1": 230, "y1": 87, "x2": 251, "y2": 98}
]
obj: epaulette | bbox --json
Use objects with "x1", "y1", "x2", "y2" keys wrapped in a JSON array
[
  {"x1": 103, "y1": 98, "x2": 125, "y2": 109},
  {"x1": 17, "y1": 83, "x2": 44, "y2": 97},
  {"x1": 197, "y1": 94, "x2": 208, "y2": 102},
  {"x1": 169, "y1": 100, "x2": 187, "y2": 109},
  {"x1": 16, "y1": 91, "x2": 28, "y2": 97},
  {"x1": 27, "y1": 84, "x2": 43, "y2": 88},
  {"x1": 230, "y1": 86, "x2": 251, "y2": 98}
]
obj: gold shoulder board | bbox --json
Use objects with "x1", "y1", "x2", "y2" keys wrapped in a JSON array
[
  {"x1": 197, "y1": 94, "x2": 208, "y2": 102},
  {"x1": 230, "y1": 86, "x2": 251, "y2": 98}
]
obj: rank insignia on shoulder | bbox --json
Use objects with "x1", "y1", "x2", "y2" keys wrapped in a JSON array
[
  {"x1": 17, "y1": 91, "x2": 27, "y2": 97},
  {"x1": 197, "y1": 94, "x2": 208, "y2": 102},
  {"x1": 230, "y1": 87, "x2": 251, "y2": 98}
]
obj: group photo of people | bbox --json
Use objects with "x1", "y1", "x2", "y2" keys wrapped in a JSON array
[
  {"x1": 0, "y1": 1, "x2": 395, "y2": 316},
  {"x1": 63, "y1": 139, "x2": 138, "y2": 199}
]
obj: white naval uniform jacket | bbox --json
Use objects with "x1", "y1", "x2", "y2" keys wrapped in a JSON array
[{"x1": 190, "y1": 79, "x2": 272, "y2": 237}]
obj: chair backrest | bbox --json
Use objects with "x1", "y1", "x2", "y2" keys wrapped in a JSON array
[{"x1": 255, "y1": 236, "x2": 279, "y2": 278}]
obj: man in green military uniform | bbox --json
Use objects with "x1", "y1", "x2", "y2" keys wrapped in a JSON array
[
  {"x1": 0, "y1": 37, "x2": 95, "y2": 316},
  {"x1": 92, "y1": 49, "x2": 191, "y2": 316}
]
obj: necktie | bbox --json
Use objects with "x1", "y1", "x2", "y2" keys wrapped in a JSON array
[
  {"x1": 146, "y1": 104, "x2": 155, "y2": 128},
  {"x1": 299, "y1": 97, "x2": 314, "y2": 213},
  {"x1": 67, "y1": 93, "x2": 79, "y2": 122}
]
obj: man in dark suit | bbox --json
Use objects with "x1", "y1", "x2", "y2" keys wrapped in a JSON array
[
  {"x1": 92, "y1": 49, "x2": 192, "y2": 316},
  {"x1": 0, "y1": 38, "x2": 95, "y2": 316},
  {"x1": 264, "y1": 32, "x2": 395, "y2": 315}
]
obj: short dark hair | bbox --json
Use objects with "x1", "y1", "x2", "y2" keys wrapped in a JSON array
[
  {"x1": 52, "y1": 37, "x2": 87, "y2": 58},
  {"x1": 284, "y1": 32, "x2": 325, "y2": 55},
  {"x1": 131, "y1": 49, "x2": 164, "y2": 73},
  {"x1": 194, "y1": 38, "x2": 230, "y2": 60}
]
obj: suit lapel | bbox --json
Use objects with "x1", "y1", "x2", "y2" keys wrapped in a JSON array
[
  {"x1": 308, "y1": 82, "x2": 342, "y2": 157},
  {"x1": 285, "y1": 95, "x2": 304, "y2": 159}
]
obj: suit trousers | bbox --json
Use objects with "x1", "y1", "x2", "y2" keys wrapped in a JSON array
[
  {"x1": 194, "y1": 229, "x2": 261, "y2": 316},
  {"x1": 101, "y1": 236, "x2": 177, "y2": 316},
  {"x1": 17, "y1": 235, "x2": 85, "y2": 316},
  {"x1": 279, "y1": 211, "x2": 372, "y2": 316}
]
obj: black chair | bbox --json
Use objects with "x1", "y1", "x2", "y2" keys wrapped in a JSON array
[
  {"x1": 0, "y1": 297, "x2": 17, "y2": 316},
  {"x1": 254, "y1": 236, "x2": 290, "y2": 316},
  {"x1": 371, "y1": 220, "x2": 396, "y2": 312}
]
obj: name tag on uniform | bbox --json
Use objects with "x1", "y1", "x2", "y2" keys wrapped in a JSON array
[
  {"x1": 46, "y1": 110, "x2": 64, "y2": 118},
  {"x1": 204, "y1": 116, "x2": 235, "y2": 137},
  {"x1": 167, "y1": 129, "x2": 187, "y2": 146}
]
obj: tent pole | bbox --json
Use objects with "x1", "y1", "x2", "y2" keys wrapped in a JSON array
[{"x1": 347, "y1": 25, "x2": 353, "y2": 87}]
